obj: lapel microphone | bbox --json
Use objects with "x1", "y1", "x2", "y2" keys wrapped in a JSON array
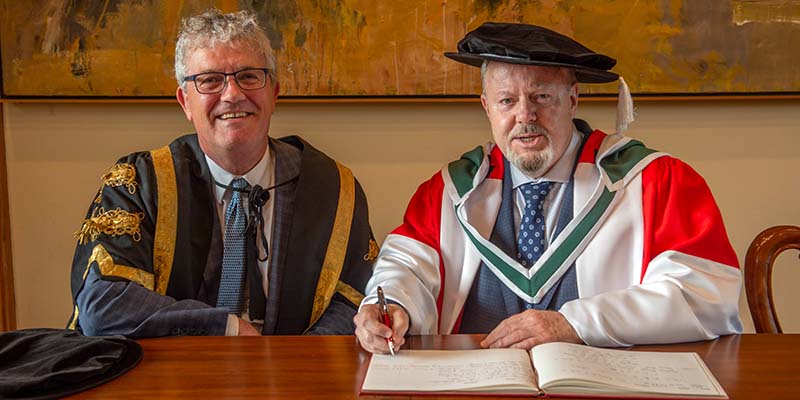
[{"x1": 214, "y1": 175, "x2": 299, "y2": 262}]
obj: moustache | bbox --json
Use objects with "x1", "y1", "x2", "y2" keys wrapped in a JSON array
[{"x1": 509, "y1": 124, "x2": 548, "y2": 139}]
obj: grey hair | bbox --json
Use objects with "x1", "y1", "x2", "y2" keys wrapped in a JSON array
[
  {"x1": 480, "y1": 60, "x2": 577, "y2": 93},
  {"x1": 174, "y1": 9, "x2": 277, "y2": 87},
  {"x1": 480, "y1": 60, "x2": 490, "y2": 94}
]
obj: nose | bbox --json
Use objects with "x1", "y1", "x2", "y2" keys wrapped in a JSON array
[
  {"x1": 220, "y1": 75, "x2": 245, "y2": 102},
  {"x1": 515, "y1": 98, "x2": 537, "y2": 125}
]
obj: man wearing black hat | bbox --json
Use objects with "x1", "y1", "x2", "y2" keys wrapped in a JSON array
[{"x1": 354, "y1": 22, "x2": 742, "y2": 352}]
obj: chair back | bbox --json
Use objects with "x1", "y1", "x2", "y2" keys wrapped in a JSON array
[{"x1": 744, "y1": 225, "x2": 800, "y2": 333}]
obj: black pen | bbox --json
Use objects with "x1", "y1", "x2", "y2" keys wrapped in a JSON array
[{"x1": 376, "y1": 286, "x2": 396, "y2": 356}]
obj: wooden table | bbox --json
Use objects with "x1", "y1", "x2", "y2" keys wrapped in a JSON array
[{"x1": 71, "y1": 334, "x2": 800, "y2": 399}]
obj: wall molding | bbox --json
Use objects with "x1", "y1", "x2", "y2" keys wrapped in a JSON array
[
  {"x1": 0, "y1": 104, "x2": 17, "y2": 331},
  {"x1": 1, "y1": 94, "x2": 800, "y2": 105}
]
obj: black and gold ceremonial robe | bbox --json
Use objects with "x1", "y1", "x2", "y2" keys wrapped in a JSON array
[{"x1": 68, "y1": 134, "x2": 377, "y2": 337}]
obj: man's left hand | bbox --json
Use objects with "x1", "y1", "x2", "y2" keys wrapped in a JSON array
[{"x1": 481, "y1": 310, "x2": 581, "y2": 349}]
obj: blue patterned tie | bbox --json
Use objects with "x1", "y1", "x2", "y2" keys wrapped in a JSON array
[
  {"x1": 216, "y1": 177, "x2": 249, "y2": 315},
  {"x1": 517, "y1": 182, "x2": 553, "y2": 268}
]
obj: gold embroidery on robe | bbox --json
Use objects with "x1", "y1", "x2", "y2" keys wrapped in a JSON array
[
  {"x1": 363, "y1": 238, "x2": 380, "y2": 262},
  {"x1": 92, "y1": 187, "x2": 103, "y2": 204},
  {"x1": 101, "y1": 163, "x2": 138, "y2": 194},
  {"x1": 75, "y1": 207, "x2": 145, "y2": 245}
]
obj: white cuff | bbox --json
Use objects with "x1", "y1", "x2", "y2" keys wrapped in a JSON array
[{"x1": 224, "y1": 314, "x2": 239, "y2": 336}]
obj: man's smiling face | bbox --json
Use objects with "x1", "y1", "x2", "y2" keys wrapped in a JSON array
[{"x1": 176, "y1": 41, "x2": 278, "y2": 169}]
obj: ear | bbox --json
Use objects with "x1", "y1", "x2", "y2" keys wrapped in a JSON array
[
  {"x1": 568, "y1": 83, "x2": 579, "y2": 117},
  {"x1": 176, "y1": 86, "x2": 193, "y2": 121},
  {"x1": 273, "y1": 81, "x2": 281, "y2": 101},
  {"x1": 480, "y1": 93, "x2": 490, "y2": 117}
]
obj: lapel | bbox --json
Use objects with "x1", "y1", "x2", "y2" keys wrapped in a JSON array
[
  {"x1": 167, "y1": 135, "x2": 217, "y2": 302},
  {"x1": 198, "y1": 200, "x2": 223, "y2": 305},
  {"x1": 439, "y1": 145, "x2": 504, "y2": 334},
  {"x1": 261, "y1": 137, "x2": 301, "y2": 334}
]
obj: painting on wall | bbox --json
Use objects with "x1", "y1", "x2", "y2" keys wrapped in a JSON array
[{"x1": 1, "y1": 0, "x2": 799, "y2": 98}]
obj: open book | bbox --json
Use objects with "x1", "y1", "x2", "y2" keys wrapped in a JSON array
[{"x1": 361, "y1": 342, "x2": 727, "y2": 398}]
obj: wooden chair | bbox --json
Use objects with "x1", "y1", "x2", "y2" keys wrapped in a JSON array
[{"x1": 744, "y1": 225, "x2": 800, "y2": 333}]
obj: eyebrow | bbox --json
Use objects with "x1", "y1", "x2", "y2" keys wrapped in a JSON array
[{"x1": 194, "y1": 66, "x2": 261, "y2": 74}]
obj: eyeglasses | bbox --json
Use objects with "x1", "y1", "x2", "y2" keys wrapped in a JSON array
[{"x1": 182, "y1": 68, "x2": 270, "y2": 94}]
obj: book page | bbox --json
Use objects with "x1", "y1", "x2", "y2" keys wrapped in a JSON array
[
  {"x1": 532, "y1": 342, "x2": 726, "y2": 398},
  {"x1": 362, "y1": 349, "x2": 539, "y2": 394}
]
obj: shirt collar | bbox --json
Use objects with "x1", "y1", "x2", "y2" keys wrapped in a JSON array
[
  {"x1": 511, "y1": 128, "x2": 581, "y2": 189},
  {"x1": 206, "y1": 144, "x2": 272, "y2": 204}
]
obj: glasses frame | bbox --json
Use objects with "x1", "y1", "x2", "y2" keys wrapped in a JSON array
[{"x1": 182, "y1": 67, "x2": 271, "y2": 94}]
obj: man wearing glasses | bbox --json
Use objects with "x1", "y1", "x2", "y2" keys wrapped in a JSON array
[{"x1": 68, "y1": 9, "x2": 376, "y2": 337}]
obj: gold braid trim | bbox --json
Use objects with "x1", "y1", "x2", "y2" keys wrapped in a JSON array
[
  {"x1": 69, "y1": 244, "x2": 155, "y2": 330},
  {"x1": 75, "y1": 207, "x2": 145, "y2": 245},
  {"x1": 89, "y1": 244, "x2": 155, "y2": 290},
  {"x1": 101, "y1": 163, "x2": 138, "y2": 194},
  {"x1": 306, "y1": 163, "x2": 355, "y2": 331},
  {"x1": 92, "y1": 187, "x2": 103, "y2": 204},
  {"x1": 150, "y1": 146, "x2": 178, "y2": 295},
  {"x1": 67, "y1": 305, "x2": 80, "y2": 330},
  {"x1": 335, "y1": 281, "x2": 365, "y2": 307}
]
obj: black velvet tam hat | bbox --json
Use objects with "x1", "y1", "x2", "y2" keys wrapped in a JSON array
[{"x1": 445, "y1": 22, "x2": 619, "y2": 83}]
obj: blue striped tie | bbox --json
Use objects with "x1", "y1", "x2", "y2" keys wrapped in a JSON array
[
  {"x1": 216, "y1": 177, "x2": 249, "y2": 315},
  {"x1": 517, "y1": 182, "x2": 553, "y2": 269}
]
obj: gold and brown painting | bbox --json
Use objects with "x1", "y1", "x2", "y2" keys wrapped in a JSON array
[{"x1": 1, "y1": 0, "x2": 798, "y2": 97}]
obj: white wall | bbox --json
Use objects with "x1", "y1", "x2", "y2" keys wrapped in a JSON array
[{"x1": 3, "y1": 98, "x2": 799, "y2": 332}]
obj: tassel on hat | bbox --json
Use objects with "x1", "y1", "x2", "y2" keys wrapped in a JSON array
[{"x1": 615, "y1": 77, "x2": 634, "y2": 134}]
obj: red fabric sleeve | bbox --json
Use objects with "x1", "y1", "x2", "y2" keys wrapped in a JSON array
[
  {"x1": 391, "y1": 172, "x2": 444, "y2": 250},
  {"x1": 641, "y1": 157, "x2": 739, "y2": 282},
  {"x1": 391, "y1": 172, "x2": 447, "y2": 317}
]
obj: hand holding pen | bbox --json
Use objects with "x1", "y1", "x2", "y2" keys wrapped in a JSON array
[
  {"x1": 376, "y1": 286, "x2": 397, "y2": 356},
  {"x1": 352, "y1": 286, "x2": 409, "y2": 354}
]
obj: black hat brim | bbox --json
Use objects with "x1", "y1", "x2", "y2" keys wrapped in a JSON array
[{"x1": 445, "y1": 52, "x2": 619, "y2": 84}]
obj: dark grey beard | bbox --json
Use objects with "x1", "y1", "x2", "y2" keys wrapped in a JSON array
[
  {"x1": 509, "y1": 150, "x2": 549, "y2": 177},
  {"x1": 505, "y1": 132, "x2": 554, "y2": 177}
]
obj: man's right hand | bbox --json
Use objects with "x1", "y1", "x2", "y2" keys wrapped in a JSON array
[
  {"x1": 238, "y1": 318, "x2": 261, "y2": 336},
  {"x1": 354, "y1": 303, "x2": 409, "y2": 354}
]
